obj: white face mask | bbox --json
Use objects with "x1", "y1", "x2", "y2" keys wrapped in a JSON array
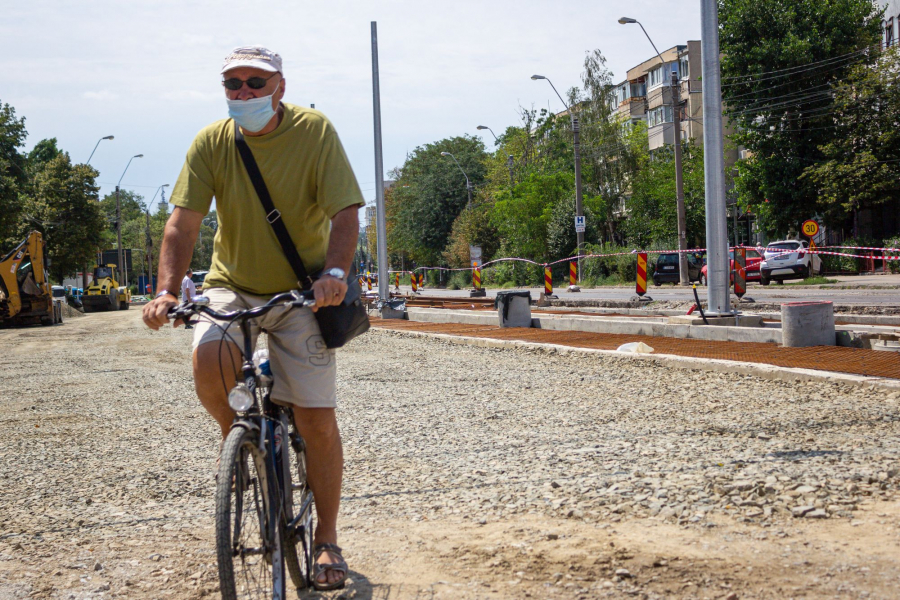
[{"x1": 227, "y1": 88, "x2": 278, "y2": 132}]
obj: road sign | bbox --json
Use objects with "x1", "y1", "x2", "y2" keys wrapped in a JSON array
[
  {"x1": 802, "y1": 219, "x2": 819, "y2": 238},
  {"x1": 574, "y1": 215, "x2": 585, "y2": 233},
  {"x1": 809, "y1": 239, "x2": 817, "y2": 251}
]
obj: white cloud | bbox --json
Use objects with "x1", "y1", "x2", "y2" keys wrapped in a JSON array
[{"x1": 160, "y1": 90, "x2": 220, "y2": 102}]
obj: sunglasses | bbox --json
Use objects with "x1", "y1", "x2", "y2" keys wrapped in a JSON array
[{"x1": 222, "y1": 72, "x2": 279, "y2": 91}]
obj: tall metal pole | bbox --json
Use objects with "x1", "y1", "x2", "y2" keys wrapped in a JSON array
[
  {"x1": 145, "y1": 210, "x2": 154, "y2": 295},
  {"x1": 700, "y1": 0, "x2": 732, "y2": 314},
  {"x1": 572, "y1": 117, "x2": 584, "y2": 282},
  {"x1": 371, "y1": 21, "x2": 389, "y2": 302},
  {"x1": 115, "y1": 185, "x2": 123, "y2": 282},
  {"x1": 672, "y1": 70, "x2": 689, "y2": 285}
]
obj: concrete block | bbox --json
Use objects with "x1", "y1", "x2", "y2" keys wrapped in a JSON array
[
  {"x1": 668, "y1": 315, "x2": 764, "y2": 327},
  {"x1": 782, "y1": 301, "x2": 835, "y2": 347}
]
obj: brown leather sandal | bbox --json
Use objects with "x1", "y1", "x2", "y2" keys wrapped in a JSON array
[{"x1": 312, "y1": 543, "x2": 348, "y2": 591}]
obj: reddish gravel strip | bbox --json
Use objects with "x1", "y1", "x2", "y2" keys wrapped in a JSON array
[{"x1": 371, "y1": 318, "x2": 900, "y2": 380}]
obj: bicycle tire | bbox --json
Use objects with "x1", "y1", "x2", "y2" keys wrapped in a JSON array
[
  {"x1": 282, "y1": 432, "x2": 315, "y2": 590},
  {"x1": 215, "y1": 425, "x2": 286, "y2": 600}
]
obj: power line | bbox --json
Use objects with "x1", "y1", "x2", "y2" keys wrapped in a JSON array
[{"x1": 720, "y1": 45, "x2": 876, "y2": 84}]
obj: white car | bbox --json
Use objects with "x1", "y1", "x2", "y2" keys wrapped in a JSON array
[{"x1": 759, "y1": 240, "x2": 822, "y2": 285}]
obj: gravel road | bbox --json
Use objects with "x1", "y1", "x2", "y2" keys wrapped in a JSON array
[{"x1": 1, "y1": 310, "x2": 899, "y2": 599}]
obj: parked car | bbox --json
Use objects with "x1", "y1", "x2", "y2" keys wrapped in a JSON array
[
  {"x1": 652, "y1": 253, "x2": 703, "y2": 285},
  {"x1": 699, "y1": 249, "x2": 763, "y2": 286},
  {"x1": 191, "y1": 270, "x2": 209, "y2": 292},
  {"x1": 760, "y1": 240, "x2": 822, "y2": 285}
]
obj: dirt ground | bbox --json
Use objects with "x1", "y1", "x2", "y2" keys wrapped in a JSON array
[{"x1": 0, "y1": 309, "x2": 898, "y2": 599}]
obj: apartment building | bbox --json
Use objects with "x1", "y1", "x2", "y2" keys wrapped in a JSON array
[{"x1": 884, "y1": 0, "x2": 900, "y2": 47}]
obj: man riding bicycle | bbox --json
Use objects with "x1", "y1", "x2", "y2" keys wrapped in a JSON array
[{"x1": 142, "y1": 45, "x2": 363, "y2": 591}]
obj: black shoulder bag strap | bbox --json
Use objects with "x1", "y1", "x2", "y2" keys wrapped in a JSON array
[{"x1": 233, "y1": 122, "x2": 313, "y2": 289}]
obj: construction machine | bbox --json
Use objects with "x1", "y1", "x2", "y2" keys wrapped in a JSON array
[
  {"x1": 83, "y1": 264, "x2": 130, "y2": 312},
  {"x1": 0, "y1": 231, "x2": 64, "y2": 327}
]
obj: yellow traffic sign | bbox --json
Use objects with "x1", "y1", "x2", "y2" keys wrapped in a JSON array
[
  {"x1": 802, "y1": 219, "x2": 819, "y2": 238},
  {"x1": 809, "y1": 239, "x2": 817, "y2": 251}
]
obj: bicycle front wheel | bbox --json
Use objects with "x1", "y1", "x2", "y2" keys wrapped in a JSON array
[
  {"x1": 282, "y1": 432, "x2": 315, "y2": 590},
  {"x1": 216, "y1": 425, "x2": 286, "y2": 600}
]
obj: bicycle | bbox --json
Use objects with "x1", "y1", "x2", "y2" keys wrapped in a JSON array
[{"x1": 168, "y1": 290, "x2": 319, "y2": 599}]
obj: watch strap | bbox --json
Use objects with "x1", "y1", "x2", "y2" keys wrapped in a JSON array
[{"x1": 155, "y1": 289, "x2": 177, "y2": 299}]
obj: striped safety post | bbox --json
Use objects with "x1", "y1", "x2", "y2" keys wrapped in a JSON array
[
  {"x1": 411, "y1": 272, "x2": 418, "y2": 293},
  {"x1": 418, "y1": 273, "x2": 425, "y2": 290},
  {"x1": 394, "y1": 272, "x2": 400, "y2": 291},
  {"x1": 734, "y1": 247, "x2": 746, "y2": 299},
  {"x1": 570, "y1": 261, "x2": 577, "y2": 286},
  {"x1": 635, "y1": 253, "x2": 648, "y2": 297},
  {"x1": 472, "y1": 262, "x2": 482, "y2": 290},
  {"x1": 544, "y1": 266, "x2": 553, "y2": 296},
  {"x1": 365, "y1": 273, "x2": 372, "y2": 292}
]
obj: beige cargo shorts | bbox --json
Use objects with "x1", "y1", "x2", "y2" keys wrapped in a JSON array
[{"x1": 192, "y1": 287, "x2": 337, "y2": 408}]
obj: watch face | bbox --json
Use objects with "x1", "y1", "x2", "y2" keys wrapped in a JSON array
[{"x1": 326, "y1": 268, "x2": 345, "y2": 279}]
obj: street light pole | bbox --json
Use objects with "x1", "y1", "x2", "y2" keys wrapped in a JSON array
[
  {"x1": 440, "y1": 152, "x2": 473, "y2": 206},
  {"x1": 116, "y1": 154, "x2": 143, "y2": 288},
  {"x1": 619, "y1": 17, "x2": 689, "y2": 286},
  {"x1": 478, "y1": 125, "x2": 515, "y2": 186},
  {"x1": 532, "y1": 75, "x2": 583, "y2": 281},
  {"x1": 146, "y1": 184, "x2": 169, "y2": 295},
  {"x1": 86, "y1": 135, "x2": 114, "y2": 165},
  {"x1": 700, "y1": 0, "x2": 732, "y2": 314}
]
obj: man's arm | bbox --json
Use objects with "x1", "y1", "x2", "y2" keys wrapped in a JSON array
[
  {"x1": 310, "y1": 205, "x2": 360, "y2": 311},
  {"x1": 142, "y1": 207, "x2": 204, "y2": 330}
]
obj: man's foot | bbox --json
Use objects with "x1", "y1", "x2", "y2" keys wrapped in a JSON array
[{"x1": 312, "y1": 543, "x2": 348, "y2": 591}]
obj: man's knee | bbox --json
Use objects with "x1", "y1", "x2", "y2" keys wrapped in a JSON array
[
  {"x1": 193, "y1": 342, "x2": 241, "y2": 393},
  {"x1": 293, "y1": 407, "x2": 340, "y2": 440}
]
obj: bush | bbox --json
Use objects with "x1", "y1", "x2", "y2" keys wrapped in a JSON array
[
  {"x1": 820, "y1": 237, "x2": 878, "y2": 274},
  {"x1": 886, "y1": 236, "x2": 900, "y2": 274},
  {"x1": 447, "y1": 270, "x2": 471, "y2": 290}
]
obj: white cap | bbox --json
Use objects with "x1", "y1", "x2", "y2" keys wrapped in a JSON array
[{"x1": 221, "y1": 46, "x2": 283, "y2": 74}]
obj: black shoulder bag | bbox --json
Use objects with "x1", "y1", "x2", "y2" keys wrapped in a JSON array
[{"x1": 234, "y1": 123, "x2": 369, "y2": 348}]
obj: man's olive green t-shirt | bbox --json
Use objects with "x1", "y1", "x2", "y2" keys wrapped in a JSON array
[{"x1": 170, "y1": 103, "x2": 363, "y2": 296}]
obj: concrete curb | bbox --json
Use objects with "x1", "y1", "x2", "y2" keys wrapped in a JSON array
[
  {"x1": 405, "y1": 307, "x2": 784, "y2": 344},
  {"x1": 370, "y1": 327, "x2": 900, "y2": 392}
]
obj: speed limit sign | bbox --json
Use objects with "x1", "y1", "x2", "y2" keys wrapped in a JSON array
[{"x1": 802, "y1": 219, "x2": 819, "y2": 238}]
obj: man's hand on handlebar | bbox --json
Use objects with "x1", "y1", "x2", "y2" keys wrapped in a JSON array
[
  {"x1": 310, "y1": 275, "x2": 348, "y2": 312},
  {"x1": 142, "y1": 293, "x2": 181, "y2": 331}
]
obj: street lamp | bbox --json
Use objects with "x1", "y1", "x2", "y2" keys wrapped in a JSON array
[
  {"x1": 145, "y1": 184, "x2": 169, "y2": 295},
  {"x1": 532, "y1": 74, "x2": 584, "y2": 281},
  {"x1": 477, "y1": 125, "x2": 516, "y2": 183},
  {"x1": 116, "y1": 154, "x2": 143, "y2": 287},
  {"x1": 86, "y1": 135, "x2": 114, "y2": 165},
  {"x1": 619, "y1": 16, "x2": 689, "y2": 286},
  {"x1": 440, "y1": 151, "x2": 473, "y2": 206},
  {"x1": 476, "y1": 125, "x2": 498, "y2": 143}
]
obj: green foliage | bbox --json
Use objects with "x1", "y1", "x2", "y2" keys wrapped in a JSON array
[
  {"x1": 24, "y1": 154, "x2": 106, "y2": 281},
  {"x1": 720, "y1": 0, "x2": 882, "y2": 237},
  {"x1": 0, "y1": 100, "x2": 28, "y2": 246},
  {"x1": 491, "y1": 172, "x2": 572, "y2": 264},
  {"x1": 802, "y1": 48, "x2": 900, "y2": 232},
  {"x1": 386, "y1": 136, "x2": 488, "y2": 266},
  {"x1": 886, "y1": 236, "x2": 900, "y2": 273},
  {"x1": 624, "y1": 143, "x2": 706, "y2": 248}
]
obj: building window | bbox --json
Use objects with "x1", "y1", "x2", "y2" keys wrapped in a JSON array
[
  {"x1": 648, "y1": 105, "x2": 673, "y2": 127},
  {"x1": 630, "y1": 81, "x2": 646, "y2": 97},
  {"x1": 679, "y1": 56, "x2": 689, "y2": 79},
  {"x1": 648, "y1": 64, "x2": 669, "y2": 89},
  {"x1": 886, "y1": 18, "x2": 895, "y2": 48}
]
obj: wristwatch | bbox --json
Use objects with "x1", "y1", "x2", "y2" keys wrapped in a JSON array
[
  {"x1": 155, "y1": 289, "x2": 177, "y2": 299},
  {"x1": 321, "y1": 268, "x2": 346, "y2": 281}
]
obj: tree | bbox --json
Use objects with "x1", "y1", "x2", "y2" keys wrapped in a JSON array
[
  {"x1": 24, "y1": 154, "x2": 106, "y2": 281},
  {"x1": 802, "y1": 47, "x2": 900, "y2": 238},
  {"x1": 0, "y1": 101, "x2": 28, "y2": 246},
  {"x1": 625, "y1": 143, "x2": 706, "y2": 248},
  {"x1": 719, "y1": 0, "x2": 882, "y2": 236},
  {"x1": 386, "y1": 136, "x2": 487, "y2": 265}
]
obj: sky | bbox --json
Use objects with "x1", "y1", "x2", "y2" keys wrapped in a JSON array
[{"x1": 2, "y1": 0, "x2": 703, "y2": 215}]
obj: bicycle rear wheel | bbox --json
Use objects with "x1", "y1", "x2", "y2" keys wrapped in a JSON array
[
  {"x1": 216, "y1": 425, "x2": 286, "y2": 600},
  {"x1": 282, "y1": 430, "x2": 315, "y2": 590}
]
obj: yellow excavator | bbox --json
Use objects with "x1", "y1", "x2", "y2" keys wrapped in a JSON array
[
  {"x1": 0, "y1": 231, "x2": 64, "y2": 327},
  {"x1": 83, "y1": 264, "x2": 130, "y2": 312}
]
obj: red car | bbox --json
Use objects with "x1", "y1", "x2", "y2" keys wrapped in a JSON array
[{"x1": 700, "y1": 249, "x2": 763, "y2": 286}]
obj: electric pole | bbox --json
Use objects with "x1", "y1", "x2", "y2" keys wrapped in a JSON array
[{"x1": 672, "y1": 69, "x2": 689, "y2": 285}]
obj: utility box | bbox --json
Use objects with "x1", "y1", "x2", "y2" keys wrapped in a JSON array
[{"x1": 495, "y1": 291, "x2": 532, "y2": 328}]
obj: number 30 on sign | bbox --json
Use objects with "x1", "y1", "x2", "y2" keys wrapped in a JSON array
[{"x1": 802, "y1": 219, "x2": 819, "y2": 238}]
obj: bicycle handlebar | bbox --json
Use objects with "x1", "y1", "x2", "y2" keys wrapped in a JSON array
[{"x1": 166, "y1": 289, "x2": 317, "y2": 323}]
